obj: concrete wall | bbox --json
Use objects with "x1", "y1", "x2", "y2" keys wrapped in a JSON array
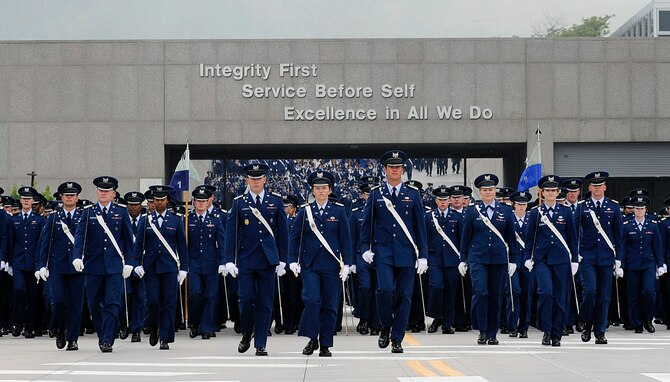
[{"x1": 1, "y1": 38, "x2": 669, "y2": 198}]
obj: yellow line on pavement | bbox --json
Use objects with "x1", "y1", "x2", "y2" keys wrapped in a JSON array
[
  {"x1": 428, "y1": 360, "x2": 465, "y2": 376},
  {"x1": 406, "y1": 360, "x2": 438, "y2": 377},
  {"x1": 404, "y1": 333, "x2": 420, "y2": 346}
]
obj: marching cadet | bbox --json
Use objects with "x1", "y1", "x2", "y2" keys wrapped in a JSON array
[
  {"x1": 576, "y1": 171, "x2": 623, "y2": 345},
  {"x1": 224, "y1": 163, "x2": 289, "y2": 356},
  {"x1": 144, "y1": 190, "x2": 155, "y2": 214},
  {"x1": 523, "y1": 176, "x2": 579, "y2": 347},
  {"x1": 459, "y1": 174, "x2": 518, "y2": 345},
  {"x1": 621, "y1": 196, "x2": 665, "y2": 333},
  {"x1": 659, "y1": 198, "x2": 670, "y2": 329},
  {"x1": 562, "y1": 178, "x2": 583, "y2": 333},
  {"x1": 360, "y1": 150, "x2": 428, "y2": 354},
  {"x1": 508, "y1": 191, "x2": 532, "y2": 338},
  {"x1": 187, "y1": 187, "x2": 225, "y2": 340},
  {"x1": 123, "y1": 191, "x2": 148, "y2": 342},
  {"x1": 450, "y1": 185, "x2": 472, "y2": 332},
  {"x1": 288, "y1": 170, "x2": 353, "y2": 357},
  {"x1": 449, "y1": 186, "x2": 466, "y2": 214},
  {"x1": 37, "y1": 182, "x2": 84, "y2": 350},
  {"x1": 133, "y1": 185, "x2": 188, "y2": 350},
  {"x1": 72, "y1": 176, "x2": 136, "y2": 353},
  {"x1": 280, "y1": 194, "x2": 301, "y2": 335},
  {"x1": 7, "y1": 186, "x2": 46, "y2": 338},
  {"x1": 425, "y1": 186, "x2": 462, "y2": 334},
  {"x1": 0, "y1": 190, "x2": 9, "y2": 336}
]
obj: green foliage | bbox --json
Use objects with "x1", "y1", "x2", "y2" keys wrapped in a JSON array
[
  {"x1": 10, "y1": 184, "x2": 19, "y2": 199},
  {"x1": 546, "y1": 15, "x2": 614, "y2": 37},
  {"x1": 43, "y1": 185, "x2": 55, "y2": 201}
]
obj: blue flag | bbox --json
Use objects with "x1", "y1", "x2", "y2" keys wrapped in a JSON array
[
  {"x1": 169, "y1": 144, "x2": 190, "y2": 191},
  {"x1": 517, "y1": 140, "x2": 542, "y2": 192}
]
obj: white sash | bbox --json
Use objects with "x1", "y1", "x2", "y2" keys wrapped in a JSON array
[
  {"x1": 431, "y1": 212, "x2": 460, "y2": 256},
  {"x1": 538, "y1": 209, "x2": 572, "y2": 258},
  {"x1": 587, "y1": 208, "x2": 616, "y2": 254},
  {"x1": 475, "y1": 205, "x2": 509, "y2": 254},
  {"x1": 249, "y1": 204, "x2": 275, "y2": 238},
  {"x1": 95, "y1": 214, "x2": 125, "y2": 264},
  {"x1": 380, "y1": 194, "x2": 418, "y2": 256},
  {"x1": 147, "y1": 215, "x2": 180, "y2": 268},
  {"x1": 515, "y1": 231, "x2": 525, "y2": 249},
  {"x1": 59, "y1": 220, "x2": 75, "y2": 245},
  {"x1": 304, "y1": 206, "x2": 344, "y2": 268}
]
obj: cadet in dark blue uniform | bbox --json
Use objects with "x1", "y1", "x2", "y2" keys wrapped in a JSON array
[
  {"x1": 360, "y1": 150, "x2": 428, "y2": 354},
  {"x1": 562, "y1": 178, "x2": 583, "y2": 334},
  {"x1": 576, "y1": 171, "x2": 623, "y2": 345},
  {"x1": 621, "y1": 196, "x2": 665, "y2": 333},
  {"x1": 224, "y1": 163, "x2": 289, "y2": 356},
  {"x1": 524, "y1": 176, "x2": 579, "y2": 347},
  {"x1": 450, "y1": 185, "x2": 472, "y2": 332},
  {"x1": 123, "y1": 191, "x2": 148, "y2": 343},
  {"x1": 133, "y1": 185, "x2": 188, "y2": 350},
  {"x1": 459, "y1": 174, "x2": 518, "y2": 345},
  {"x1": 280, "y1": 194, "x2": 302, "y2": 335},
  {"x1": 187, "y1": 187, "x2": 225, "y2": 339},
  {"x1": 426, "y1": 186, "x2": 462, "y2": 335},
  {"x1": 0, "y1": 188, "x2": 10, "y2": 336},
  {"x1": 7, "y1": 186, "x2": 45, "y2": 338},
  {"x1": 72, "y1": 177, "x2": 136, "y2": 352},
  {"x1": 659, "y1": 198, "x2": 670, "y2": 329},
  {"x1": 507, "y1": 191, "x2": 532, "y2": 338},
  {"x1": 288, "y1": 171, "x2": 353, "y2": 357},
  {"x1": 37, "y1": 182, "x2": 84, "y2": 350}
]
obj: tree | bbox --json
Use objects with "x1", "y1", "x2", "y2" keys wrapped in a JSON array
[
  {"x1": 533, "y1": 13, "x2": 614, "y2": 37},
  {"x1": 10, "y1": 184, "x2": 19, "y2": 199},
  {"x1": 43, "y1": 185, "x2": 55, "y2": 201}
]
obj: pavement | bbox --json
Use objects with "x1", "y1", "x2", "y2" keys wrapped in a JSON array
[{"x1": 2, "y1": 320, "x2": 670, "y2": 382}]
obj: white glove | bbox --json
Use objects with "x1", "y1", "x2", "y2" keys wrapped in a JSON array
[
  {"x1": 134, "y1": 265, "x2": 145, "y2": 278},
  {"x1": 218, "y1": 265, "x2": 228, "y2": 276},
  {"x1": 524, "y1": 259, "x2": 534, "y2": 272},
  {"x1": 177, "y1": 270, "x2": 188, "y2": 285},
  {"x1": 39, "y1": 267, "x2": 49, "y2": 281},
  {"x1": 34, "y1": 270, "x2": 41, "y2": 281},
  {"x1": 657, "y1": 266, "x2": 666, "y2": 277},
  {"x1": 349, "y1": 264, "x2": 357, "y2": 274},
  {"x1": 275, "y1": 261, "x2": 286, "y2": 277},
  {"x1": 615, "y1": 260, "x2": 621, "y2": 270},
  {"x1": 571, "y1": 262, "x2": 579, "y2": 276},
  {"x1": 0, "y1": 260, "x2": 5, "y2": 271},
  {"x1": 458, "y1": 262, "x2": 468, "y2": 277},
  {"x1": 339, "y1": 265, "x2": 350, "y2": 282},
  {"x1": 72, "y1": 258, "x2": 84, "y2": 272},
  {"x1": 289, "y1": 262, "x2": 301, "y2": 276},
  {"x1": 415, "y1": 258, "x2": 428, "y2": 275},
  {"x1": 578, "y1": 255, "x2": 583, "y2": 262},
  {"x1": 122, "y1": 265, "x2": 134, "y2": 279},
  {"x1": 664, "y1": 264, "x2": 668, "y2": 274},
  {"x1": 508, "y1": 263, "x2": 517, "y2": 277},
  {"x1": 7, "y1": 266, "x2": 13, "y2": 277},
  {"x1": 362, "y1": 250, "x2": 374, "y2": 264},
  {"x1": 225, "y1": 262, "x2": 238, "y2": 278},
  {"x1": 615, "y1": 267, "x2": 624, "y2": 278}
]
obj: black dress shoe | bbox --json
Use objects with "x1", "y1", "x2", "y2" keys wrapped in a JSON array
[
  {"x1": 378, "y1": 327, "x2": 391, "y2": 349},
  {"x1": 233, "y1": 322, "x2": 243, "y2": 334},
  {"x1": 66, "y1": 341, "x2": 78, "y2": 351},
  {"x1": 189, "y1": 326, "x2": 198, "y2": 338},
  {"x1": 428, "y1": 319, "x2": 440, "y2": 333},
  {"x1": 319, "y1": 345, "x2": 332, "y2": 357},
  {"x1": 302, "y1": 339, "x2": 319, "y2": 355},
  {"x1": 542, "y1": 332, "x2": 551, "y2": 346},
  {"x1": 201, "y1": 333, "x2": 210, "y2": 340},
  {"x1": 85, "y1": 328, "x2": 95, "y2": 334},
  {"x1": 159, "y1": 340, "x2": 169, "y2": 350},
  {"x1": 487, "y1": 337, "x2": 499, "y2": 345},
  {"x1": 119, "y1": 326, "x2": 129, "y2": 340},
  {"x1": 575, "y1": 321, "x2": 585, "y2": 332},
  {"x1": 411, "y1": 324, "x2": 421, "y2": 333},
  {"x1": 99, "y1": 342, "x2": 113, "y2": 353},
  {"x1": 238, "y1": 332, "x2": 252, "y2": 353},
  {"x1": 370, "y1": 328, "x2": 380, "y2": 336},
  {"x1": 143, "y1": 327, "x2": 150, "y2": 335},
  {"x1": 595, "y1": 334, "x2": 607, "y2": 344},
  {"x1": 509, "y1": 330, "x2": 517, "y2": 337},
  {"x1": 56, "y1": 329, "x2": 66, "y2": 349},
  {"x1": 519, "y1": 331, "x2": 528, "y2": 338},
  {"x1": 566, "y1": 326, "x2": 575, "y2": 334},
  {"x1": 131, "y1": 332, "x2": 141, "y2": 342},
  {"x1": 500, "y1": 327, "x2": 509, "y2": 334},
  {"x1": 551, "y1": 336, "x2": 561, "y2": 347},
  {"x1": 635, "y1": 327, "x2": 643, "y2": 333},
  {"x1": 358, "y1": 321, "x2": 369, "y2": 335},
  {"x1": 24, "y1": 331, "x2": 34, "y2": 339},
  {"x1": 581, "y1": 325, "x2": 592, "y2": 342},
  {"x1": 149, "y1": 327, "x2": 158, "y2": 347},
  {"x1": 477, "y1": 332, "x2": 487, "y2": 345},
  {"x1": 274, "y1": 323, "x2": 283, "y2": 334},
  {"x1": 455, "y1": 325, "x2": 469, "y2": 332},
  {"x1": 391, "y1": 340, "x2": 404, "y2": 353},
  {"x1": 562, "y1": 327, "x2": 569, "y2": 336},
  {"x1": 210, "y1": 332, "x2": 216, "y2": 338},
  {"x1": 255, "y1": 347, "x2": 268, "y2": 356},
  {"x1": 442, "y1": 327, "x2": 455, "y2": 334},
  {"x1": 644, "y1": 321, "x2": 656, "y2": 333}
]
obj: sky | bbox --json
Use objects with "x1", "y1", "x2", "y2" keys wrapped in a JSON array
[{"x1": 0, "y1": 0, "x2": 649, "y2": 40}]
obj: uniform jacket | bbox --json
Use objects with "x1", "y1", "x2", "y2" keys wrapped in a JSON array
[
  {"x1": 661, "y1": 218, "x2": 670, "y2": 265},
  {"x1": 288, "y1": 201, "x2": 353, "y2": 270},
  {"x1": 459, "y1": 201, "x2": 518, "y2": 264},
  {"x1": 524, "y1": 204, "x2": 579, "y2": 265},
  {"x1": 512, "y1": 212, "x2": 530, "y2": 267},
  {"x1": 224, "y1": 191, "x2": 288, "y2": 269},
  {"x1": 0, "y1": 210, "x2": 8, "y2": 262},
  {"x1": 575, "y1": 198, "x2": 623, "y2": 267},
  {"x1": 349, "y1": 206, "x2": 365, "y2": 267},
  {"x1": 37, "y1": 208, "x2": 82, "y2": 274},
  {"x1": 621, "y1": 218, "x2": 664, "y2": 271},
  {"x1": 187, "y1": 210, "x2": 225, "y2": 275},
  {"x1": 360, "y1": 184, "x2": 428, "y2": 267},
  {"x1": 8, "y1": 211, "x2": 45, "y2": 271},
  {"x1": 73, "y1": 203, "x2": 136, "y2": 275},
  {"x1": 425, "y1": 208, "x2": 462, "y2": 267},
  {"x1": 134, "y1": 211, "x2": 188, "y2": 274}
]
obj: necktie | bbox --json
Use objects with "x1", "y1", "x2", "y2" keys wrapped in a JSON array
[
  {"x1": 442, "y1": 212, "x2": 446, "y2": 220},
  {"x1": 486, "y1": 205, "x2": 494, "y2": 219},
  {"x1": 596, "y1": 201, "x2": 601, "y2": 214},
  {"x1": 638, "y1": 223, "x2": 643, "y2": 232},
  {"x1": 547, "y1": 207, "x2": 554, "y2": 218},
  {"x1": 23, "y1": 213, "x2": 28, "y2": 221},
  {"x1": 571, "y1": 205, "x2": 575, "y2": 213},
  {"x1": 157, "y1": 215, "x2": 163, "y2": 227},
  {"x1": 256, "y1": 195, "x2": 261, "y2": 207},
  {"x1": 102, "y1": 207, "x2": 108, "y2": 219},
  {"x1": 132, "y1": 218, "x2": 137, "y2": 230},
  {"x1": 66, "y1": 212, "x2": 72, "y2": 224},
  {"x1": 199, "y1": 215, "x2": 204, "y2": 224},
  {"x1": 391, "y1": 187, "x2": 397, "y2": 201},
  {"x1": 319, "y1": 207, "x2": 324, "y2": 216}
]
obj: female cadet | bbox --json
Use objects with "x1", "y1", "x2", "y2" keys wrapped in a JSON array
[
  {"x1": 524, "y1": 175, "x2": 579, "y2": 347},
  {"x1": 507, "y1": 191, "x2": 532, "y2": 338},
  {"x1": 621, "y1": 195, "x2": 665, "y2": 333},
  {"x1": 288, "y1": 170, "x2": 352, "y2": 357}
]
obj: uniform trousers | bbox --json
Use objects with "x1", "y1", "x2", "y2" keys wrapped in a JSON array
[
  {"x1": 298, "y1": 268, "x2": 341, "y2": 347},
  {"x1": 49, "y1": 273, "x2": 85, "y2": 342}
]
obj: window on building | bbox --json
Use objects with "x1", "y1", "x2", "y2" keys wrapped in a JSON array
[{"x1": 660, "y1": 10, "x2": 670, "y2": 32}]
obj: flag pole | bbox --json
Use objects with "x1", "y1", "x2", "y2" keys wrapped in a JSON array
[{"x1": 184, "y1": 188, "x2": 189, "y2": 326}]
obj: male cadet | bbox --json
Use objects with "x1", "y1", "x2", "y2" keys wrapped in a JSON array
[
  {"x1": 449, "y1": 185, "x2": 472, "y2": 332},
  {"x1": 425, "y1": 185, "x2": 462, "y2": 334},
  {"x1": 124, "y1": 191, "x2": 148, "y2": 342},
  {"x1": 509, "y1": 191, "x2": 532, "y2": 338},
  {"x1": 187, "y1": 187, "x2": 225, "y2": 339},
  {"x1": 576, "y1": 171, "x2": 623, "y2": 345},
  {"x1": 72, "y1": 176, "x2": 136, "y2": 353},
  {"x1": 562, "y1": 178, "x2": 583, "y2": 333},
  {"x1": 7, "y1": 186, "x2": 46, "y2": 338},
  {"x1": 144, "y1": 190, "x2": 155, "y2": 214},
  {"x1": 133, "y1": 185, "x2": 188, "y2": 350},
  {"x1": 280, "y1": 194, "x2": 301, "y2": 335},
  {"x1": 0, "y1": 190, "x2": 9, "y2": 336},
  {"x1": 37, "y1": 182, "x2": 84, "y2": 350},
  {"x1": 224, "y1": 163, "x2": 288, "y2": 356},
  {"x1": 659, "y1": 197, "x2": 670, "y2": 329},
  {"x1": 360, "y1": 150, "x2": 428, "y2": 354}
]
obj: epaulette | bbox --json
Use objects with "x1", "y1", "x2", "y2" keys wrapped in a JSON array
[
  {"x1": 424, "y1": 207, "x2": 432, "y2": 212},
  {"x1": 661, "y1": 217, "x2": 668, "y2": 222},
  {"x1": 220, "y1": 209, "x2": 228, "y2": 214},
  {"x1": 651, "y1": 219, "x2": 658, "y2": 224},
  {"x1": 334, "y1": 202, "x2": 344, "y2": 207},
  {"x1": 623, "y1": 220, "x2": 631, "y2": 225},
  {"x1": 577, "y1": 200, "x2": 585, "y2": 204},
  {"x1": 300, "y1": 203, "x2": 310, "y2": 208},
  {"x1": 115, "y1": 203, "x2": 127, "y2": 208},
  {"x1": 370, "y1": 185, "x2": 382, "y2": 190},
  {"x1": 175, "y1": 212, "x2": 184, "y2": 217},
  {"x1": 406, "y1": 184, "x2": 419, "y2": 191},
  {"x1": 212, "y1": 213, "x2": 220, "y2": 219},
  {"x1": 610, "y1": 199, "x2": 619, "y2": 204},
  {"x1": 530, "y1": 205, "x2": 539, "y2": 210},
  {"x1": 234, "y1": 195, "x2": 244, "y2": 200},
  {"x1": 271, "y1": 192, "x2": 282, "y2": 198},
  {"x1": 83, "y1": 204, "x2": 95, "y2": 209},
  {"x1": 352, "y1": 207, "x2": 360, "y2": 212}
]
